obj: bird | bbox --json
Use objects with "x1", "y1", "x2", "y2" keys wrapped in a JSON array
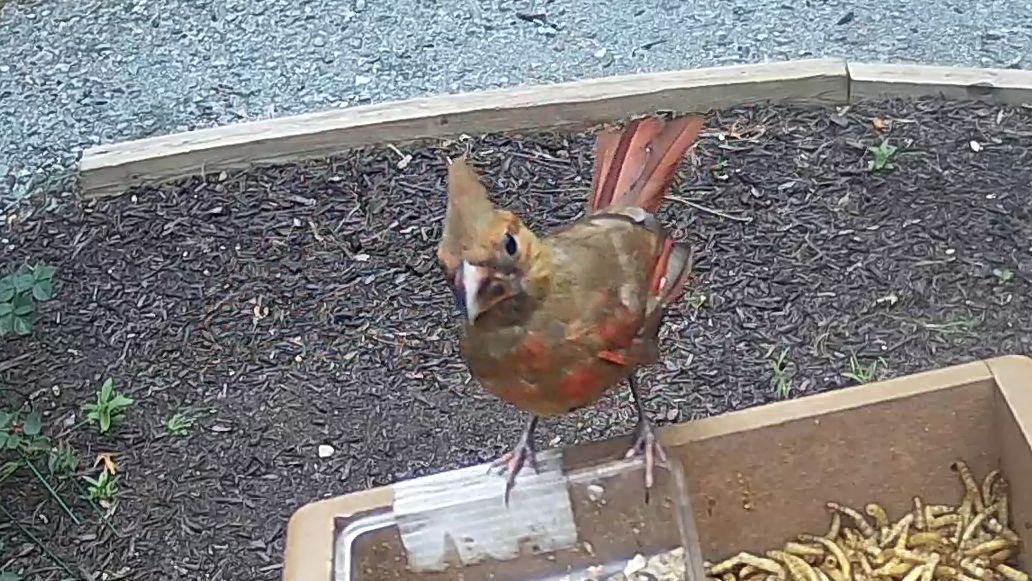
[{"x1": 436, "y1": 114, "x2": 704, "y2": 505}]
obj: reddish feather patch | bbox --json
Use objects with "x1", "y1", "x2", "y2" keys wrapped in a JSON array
[
  {"x1": 560, "y1": 364, "x2": 606, "y2": 403},
  {"x1": 514, "y1": 333, "x2": 550, "y2": 374},
  {"x1": 597, "y1": 350, "x2": 626, "y2": 366},
  {"x1": 595, "y1": 302, "x2": 637, "y2": 348}
]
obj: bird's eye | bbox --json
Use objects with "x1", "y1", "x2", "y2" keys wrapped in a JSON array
[{"x1": 503, "y1": 233, "x2": 518, "y2": 256}]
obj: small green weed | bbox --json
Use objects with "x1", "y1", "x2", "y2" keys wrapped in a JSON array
[
  {"x1": 82, "y1": 469, "x2": 118, "y2": 503},
  {"x1": 0, "y1": 410, "x2": 50, "y2": 482},
  {"x1": 771, "y1": 348, "x2": 791, "y2": 399},
  {"x1": 713, "y1": 158, "x2": 731, "y2": 181},
  {"x1": 0, "y1": 263, "x2": 56, "y2": 338},
  {"x1": 83, "y1": 378, "x2": 134, "y2": 434},
  {"x1": 688, "y1": 293, "x2": 707, "y2": 312},
  {"x1": 0, "y1": 409, "x2": 80, "y2": 481},
  {"x1": 0, "y1": 407, "x2": 83, "y2": 528},
  {"x1": 1, "y1": 402, "x2": 108, "y2": 580},
  {"x1": 867, "y1": 141, "x2": 898, "y2": 172},
  {"x1": 843, "y1": 354, "x2": 878, "y2": 384},
  {"x1": 993, "y1": 267, "x2": 1015, "y2": 284},
  {"x1": 47, "y1": 440, "x2": 80, "y2": 475},
  {"x1": 165, "y1": 412, "x2": 195, "y2": 436}
]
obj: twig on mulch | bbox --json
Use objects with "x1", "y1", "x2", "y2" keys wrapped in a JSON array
[
  {"x1": 0, "y1": 354, "x2": 31, "y2": 373},
  {"x1": 666, "y1": 194, "x2": 753, "y2": 223}
]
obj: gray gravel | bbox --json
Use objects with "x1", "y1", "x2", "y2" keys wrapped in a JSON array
[{"x1": 2, "y1": 0, "x2": 1031, "y2": 208}]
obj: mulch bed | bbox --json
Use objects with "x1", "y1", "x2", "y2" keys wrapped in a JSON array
[{"x1": 2, "y1": 97, "x2": 1032, "y2": 580}]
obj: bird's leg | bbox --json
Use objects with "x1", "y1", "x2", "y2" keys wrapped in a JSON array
[
  {"x1": 490, "y1": 415, "x2": 539, "y2": 506},
  {"x1": 624, "y1": 374, "x2": 668, "y2": 503}
]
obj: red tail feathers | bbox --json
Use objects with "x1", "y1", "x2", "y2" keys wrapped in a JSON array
[{"x1": 587, "y1": 116, "x2": 704, "y2": 214}]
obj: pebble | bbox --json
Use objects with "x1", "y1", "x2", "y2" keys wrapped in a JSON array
[{"x1": 318, "y1": 444, "x2": 335, "y2": 458}]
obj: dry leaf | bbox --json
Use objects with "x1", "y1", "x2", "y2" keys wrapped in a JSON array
[
  {"x1": 94, "y1": 452, "x2": 118, "y2": 475},
  {"x1": 873, "y1": 117, "x2": 888, "y2": 131}
]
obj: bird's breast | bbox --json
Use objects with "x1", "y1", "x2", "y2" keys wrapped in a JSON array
[{"x1": 459, "y1": 321, "x2": 636, "y2": 417}]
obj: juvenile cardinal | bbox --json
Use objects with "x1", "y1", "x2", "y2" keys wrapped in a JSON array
[{"x1": 436, "y1": 115, "x2": 704, "y2": 505}]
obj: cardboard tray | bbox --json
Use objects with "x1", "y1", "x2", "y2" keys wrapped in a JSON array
[{"x1": 281, "y1": 354, "x2": 1032, "y2": 581}]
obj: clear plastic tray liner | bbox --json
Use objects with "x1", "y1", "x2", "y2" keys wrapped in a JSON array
[{"x1": 333, "y1": 451, "x2": 707, "y2": 581}]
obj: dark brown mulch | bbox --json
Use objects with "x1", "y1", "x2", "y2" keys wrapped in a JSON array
[{"x1": 2, "y1": 98, "x2": 1032, "y2": 580}]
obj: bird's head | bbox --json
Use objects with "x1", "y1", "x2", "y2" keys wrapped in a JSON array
[
  {"x1": 455, "y1": 210, "x2": 546, "y2": 325},
  {"x1": 437, "y1": 157, "x2": 551, "y2": 326}
]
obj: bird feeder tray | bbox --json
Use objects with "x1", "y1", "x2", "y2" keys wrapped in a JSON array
[{"x1": 282, "y1": 355, "x2": 1032, "y2": 581}]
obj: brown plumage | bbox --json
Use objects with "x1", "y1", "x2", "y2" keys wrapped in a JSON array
[{"x1": 436, "y1": 116, "x2": 704, "y2": 505}]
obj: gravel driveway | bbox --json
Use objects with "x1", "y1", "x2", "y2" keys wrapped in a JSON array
[{"x1": 1, "y1": 0, "x2": 1030, "y2": 208}]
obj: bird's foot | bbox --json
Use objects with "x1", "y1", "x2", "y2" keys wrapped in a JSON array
[
  {"x1": 489, "y1": 425, "x2": 538, "y2": 507},
  {"x1": 624, "y1": 417, "x2": 668, "y2": 503}
]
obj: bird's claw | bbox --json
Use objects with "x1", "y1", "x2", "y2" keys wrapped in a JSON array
[
  {"x1": 489, "y1": 437, "x2": 538, "y2": 507},
  {"x1": 624, "y1": 418, "x2": 668, "y2": 504}
]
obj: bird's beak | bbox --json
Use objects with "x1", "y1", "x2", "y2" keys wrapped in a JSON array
[{"x1": 460, "y1": 260, "x2": 488, "y2": 324}]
